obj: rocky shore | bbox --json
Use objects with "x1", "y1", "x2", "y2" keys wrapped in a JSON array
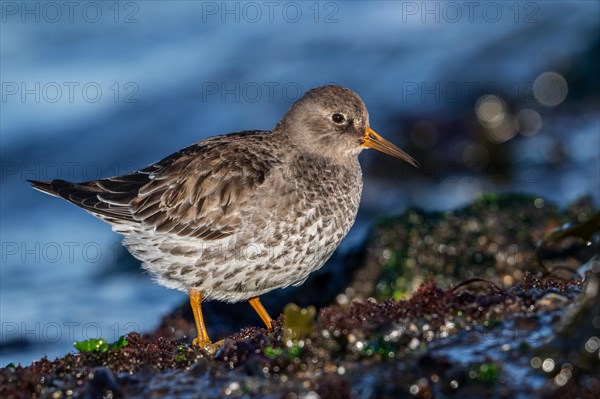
[{"x1": 2, "y1": 194, "x2": 598, "y2": 399}]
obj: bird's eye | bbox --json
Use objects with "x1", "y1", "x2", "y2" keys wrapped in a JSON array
[{"x1": 331, "y1": 113, "x2": 345, "y2": 124}]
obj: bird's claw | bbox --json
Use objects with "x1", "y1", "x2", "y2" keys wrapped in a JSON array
[{"x1": 192, "y1": 337, "x2": 224, "y2": 355}]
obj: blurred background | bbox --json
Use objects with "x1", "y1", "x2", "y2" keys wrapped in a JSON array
[{"x1": 1, "y1": 1, "x2": 598, "y2": 365}]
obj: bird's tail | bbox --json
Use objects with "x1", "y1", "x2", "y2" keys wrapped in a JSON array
[
  {"x1": 29, "y1": 179, "x2": 98, "y2": 202},
  {"x1": 28, "y1": 179, "x2": 62, "y2": 197},
  {"x1": 28, "y1": 179, "x2": 108, "y2": 214},
  {"x1": 28, "y1": 178, "x2": 138, "y2": 223}
]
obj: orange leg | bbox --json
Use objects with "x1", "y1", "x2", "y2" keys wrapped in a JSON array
[
  {"x1": 189, "y1": 290, "x2": 211, "y2": 347},
  {"x1": 249, "y1": 297, "x2": 273, "y2": 329}
]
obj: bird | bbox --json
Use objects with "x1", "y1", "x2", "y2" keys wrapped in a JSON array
[{"x1": 29, "y1": 85, "x2": 418, "y2": 350}]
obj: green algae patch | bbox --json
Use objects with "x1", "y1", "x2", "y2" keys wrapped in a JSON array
[
  {"x1": 74, "y1": 335, "x2": 128, "y2": 354},
  {"x1": 467, "y1": 362, "x2": 500, "y2": 384}
]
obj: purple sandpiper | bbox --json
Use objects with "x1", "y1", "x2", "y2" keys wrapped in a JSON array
[{"x1": 29, "y1": 85, "x2": 418, "y2": 349}]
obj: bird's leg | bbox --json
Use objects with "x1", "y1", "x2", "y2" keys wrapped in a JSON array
[
  {"x1": 249, "y1": 297, "x2": 273, "y2": 329},
  {"x1": 189, "y1": 289, "x2": 212, "y2": 347}
]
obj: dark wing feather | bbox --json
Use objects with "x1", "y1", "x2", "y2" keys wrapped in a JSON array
[
  {"x1": 130, "y1": 135, "x2": 279, "y2": 239},
  {"x1": 29, "y1": 178, "x2": 139, "y2": 220},
  {"x1": 30, "y1": 131, "x2": 280, "y2": 240}
]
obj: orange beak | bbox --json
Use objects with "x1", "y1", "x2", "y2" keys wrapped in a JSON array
[{"x1": 361, "y1": 127, "x2": 419, "y2": 168}]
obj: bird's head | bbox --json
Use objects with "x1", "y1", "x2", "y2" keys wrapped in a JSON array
[{"x1": 276, "y1": 85, "x2": 418, "y2": 167}]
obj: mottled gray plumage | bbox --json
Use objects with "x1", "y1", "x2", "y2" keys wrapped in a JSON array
[{"x1": 30, "y1": 85, "x2": 417, "y2": 344}]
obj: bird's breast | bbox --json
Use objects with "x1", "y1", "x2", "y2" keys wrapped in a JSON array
[{"x1": 239, "y1": 154, "x2": 363, "y2": 263}]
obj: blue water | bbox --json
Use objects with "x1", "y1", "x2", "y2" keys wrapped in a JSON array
[{"x1": 1, "y1": 1, "x2": 599, "y2": 366}]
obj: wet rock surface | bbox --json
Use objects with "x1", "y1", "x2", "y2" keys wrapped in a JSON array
[{"x1": 1, "y1": 194, "x2": 598, "y2": 399}]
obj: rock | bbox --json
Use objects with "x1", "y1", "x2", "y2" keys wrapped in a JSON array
[{"x1": 82, "y1": 367, "x2": 124, "y2": 399}]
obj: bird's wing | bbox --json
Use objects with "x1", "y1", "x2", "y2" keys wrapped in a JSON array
[{"x1": 30, "y1": 131, "x2": 280, "y2": 240}]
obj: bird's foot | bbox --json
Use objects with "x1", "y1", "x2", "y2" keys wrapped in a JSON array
[{"x1": 192, "y1": 337, "x2": 224, "y2": 355}]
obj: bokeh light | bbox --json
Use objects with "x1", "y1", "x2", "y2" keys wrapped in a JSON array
[
  {"x1": 516, "y1": 109, "x2": 543, "y2": 136},
  {"x1": 476, "y1": 95, "x2": 506, "y2": 128},
  {"x1": 533, "y1": 72, "x2": 568, "y2": 106},
  {"x1": 475, "y1": 95, "x2": 518, "y2": 143}
]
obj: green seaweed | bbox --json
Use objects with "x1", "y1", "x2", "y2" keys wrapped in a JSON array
[
  {"x1": 467, "y1": 362, "x2": 500, "y2": 384},
  {"x1": 264, "y1": 346, "x2": 284, "y2": 359},
  {"x1": 263, "y1": 345, "x2": 304, "y2": 359},
  {"x1": 74, "y1": 335, "x2": 128, "y2": 353}
]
